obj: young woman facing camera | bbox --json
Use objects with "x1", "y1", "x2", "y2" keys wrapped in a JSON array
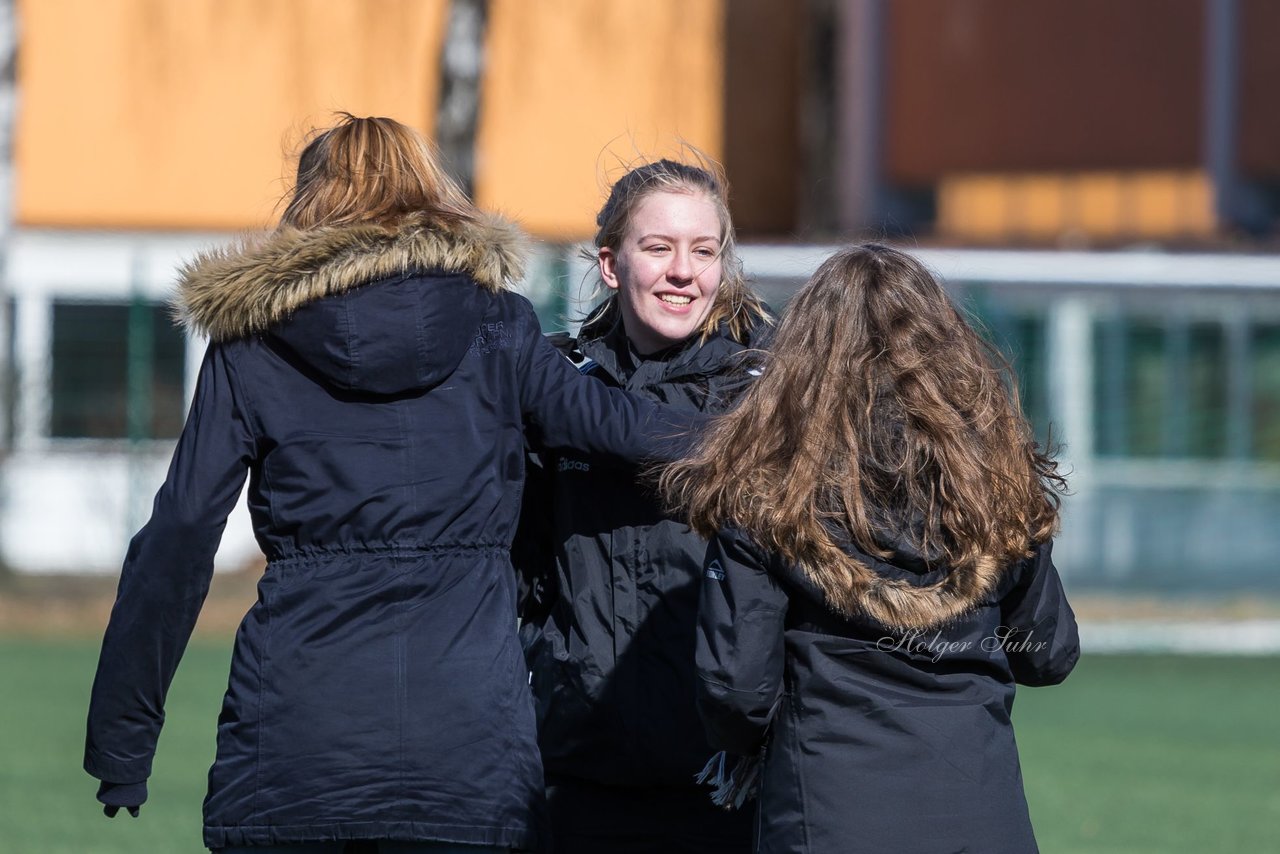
[{"x1": 516, "y1": 159, "x2": 771, "y2": 853}]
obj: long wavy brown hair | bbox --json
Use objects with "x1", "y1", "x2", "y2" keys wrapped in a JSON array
[{"x1": 661, "y1": 244, "x2": 1066, "y2": 628}]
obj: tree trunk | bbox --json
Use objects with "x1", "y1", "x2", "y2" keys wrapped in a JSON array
[{"x1": 436, "y1": 0, "x2": 489, "y2": 197}]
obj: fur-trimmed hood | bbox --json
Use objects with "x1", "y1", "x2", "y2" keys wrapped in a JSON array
[
  {"x1": 176, "y1": 212, "x2": 526, "y2": 341},
  {"x1": 804, "y1": 541, "x2": 1004, "y2": 632},
  {"x1": 771, "y1": 522, "x2": 1008, "y2": 632},
  {"x1": 173, "y1": 212, "x2": 528, "y2": 395}
]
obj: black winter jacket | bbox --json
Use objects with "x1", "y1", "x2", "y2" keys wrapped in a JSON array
[
  {"x1": 517, "y1": 319, "x2": 762, "y2": 789},
  {"x1": 697, "y1": 527, "x2": 1080, "y2": 854},
  {"x1": 84, "y1": 213, "x2": 687, "y2": 851}
]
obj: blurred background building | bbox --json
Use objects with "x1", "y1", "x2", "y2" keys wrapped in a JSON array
[{"x1": 0, "y1": 0, "x2": 1277, "y2": 593}]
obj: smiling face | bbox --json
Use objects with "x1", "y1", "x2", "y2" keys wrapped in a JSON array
[{"x1": 599, "y1": 189, "x2": 724, "y2": 355}]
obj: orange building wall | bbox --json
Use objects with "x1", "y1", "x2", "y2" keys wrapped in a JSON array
[
  {"x1": 14, "y1": 0, "x2": 725, "y2": 239},
  {"x1": 475, "y1": 0, "x2": 725, "y2": 240},
  {"x1": 15, "y1": 0, "x2": 449, "y2": 230}
]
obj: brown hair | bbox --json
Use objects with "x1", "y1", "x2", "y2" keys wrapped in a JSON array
[
  {"x1": 580, "y1": 156, "x2": 770, "y2": 343},
  {"x1": 661, "y1": 244, "x2": 1065, "y2": 627},
  {"x1": 279, "y1": 113, "x2": 478, "y2": 230}
]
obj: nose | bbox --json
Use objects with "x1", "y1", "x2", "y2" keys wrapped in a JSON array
[{"x1": 667, "y1": 249, "x2": 694, "y2": 284}]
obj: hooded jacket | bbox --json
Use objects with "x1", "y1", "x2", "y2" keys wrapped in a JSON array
[
  {"x1": 516, "y1": 315, "x2": 764, "y2": 792},
  {"x1": 83, "y1": 212, "x2": 685, "y2": 851},
  {"x1": 697, "y1": 527, "x2": 1079, "y2": 854}
]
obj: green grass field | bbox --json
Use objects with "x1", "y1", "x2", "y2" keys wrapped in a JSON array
[{"x1": 1, "y1": 639, "x2": 1277, "y2": 853}]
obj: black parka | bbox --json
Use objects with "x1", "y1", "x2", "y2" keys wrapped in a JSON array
[
  {"x1": 697, "y1": 527, "x2": 1080, "y2": 854},
  {"x1": 517, "y1": 318, "x2": 762, "y2": 790},
  {"x1": 83, "y1": 213, "x2": 687, "y2": 852}
]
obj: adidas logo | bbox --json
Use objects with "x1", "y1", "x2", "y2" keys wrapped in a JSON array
[{"x1": 557, "y1": 458, "x2": 591, "y2": 473}]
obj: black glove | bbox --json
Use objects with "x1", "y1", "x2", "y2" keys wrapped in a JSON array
[{"x1": 96, "y1": 780, "x2": 147, "y2": 818}]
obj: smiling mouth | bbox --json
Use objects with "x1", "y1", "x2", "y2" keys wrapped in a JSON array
[{"x1": 659, "y1": 294, "x2": 693, "y2": 305}]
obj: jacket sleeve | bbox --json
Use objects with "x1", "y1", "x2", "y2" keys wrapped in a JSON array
[
  {"x1": 517, "y1": 304, "x2": 700, "y2": 464},
  {"x1": 998, "y1": 540, "x2": 1081, "y2": 687},
  {"x1": 696, "y1": 529, "x2": 789, "y2": 756},
  {"x1": 84, "y1": 345, "x2": 256, "y2": 786}
]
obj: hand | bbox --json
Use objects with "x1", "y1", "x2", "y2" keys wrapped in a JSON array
[
  {"x1": 103, "y1": 804, "x2": 140, "y2": 819},
  {"x1": 96, "y1": 780, "x2": 147, "y2": 818}
]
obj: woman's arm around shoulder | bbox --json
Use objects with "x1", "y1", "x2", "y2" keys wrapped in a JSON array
[
  {"x1": 999, "y1": 539, "x2": 1081, "y2": 687},
  {"x1": 696, "y1": 527, "x2": 789, "y2": 756},
  {"x1": 512, "y1": 295, "x2": 699, "y2": 464},
  {"x1": 84, "y1": 344, "x2": 257, "y2": 801}
]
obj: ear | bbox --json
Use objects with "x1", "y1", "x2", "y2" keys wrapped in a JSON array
[{"x1": 599, "y1": 247, "x2": 621, "y2": 291}]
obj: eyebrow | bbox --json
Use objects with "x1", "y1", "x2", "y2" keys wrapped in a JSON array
[{"x1": 636, "y1": 233, "x2": 721, "y2": 244}]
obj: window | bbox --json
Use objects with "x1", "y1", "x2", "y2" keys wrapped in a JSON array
[
  {"x1": 1094, "y1": 314, "x2": 1250, "y2": 460},
  {"x1": 964, "y1": 289, "x2": 1052, "y2": 446},
  {"x1": 1002, "y1": 313, "x2": 1051, "y2": 445},
  {"x1": 1254, "y1": 324, "x2": 1280, "y2": 461},
  {"x1": 50, "y1": 300, "x2": 187, "y2": 439},
  {"x1": 1186, "y1": 322, "x2": 1227, "y2": 457},
  {"x1": 1095, "y1": 318, "x2": 1165, "y2": 457}
]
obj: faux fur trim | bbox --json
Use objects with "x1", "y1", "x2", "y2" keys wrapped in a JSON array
[
  {"x1": 801, "y1": 547, "x2": 1003, "y2": 631},
  {"x1": 175, "y1": 212, "x2": 528, "y2": 341}
]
